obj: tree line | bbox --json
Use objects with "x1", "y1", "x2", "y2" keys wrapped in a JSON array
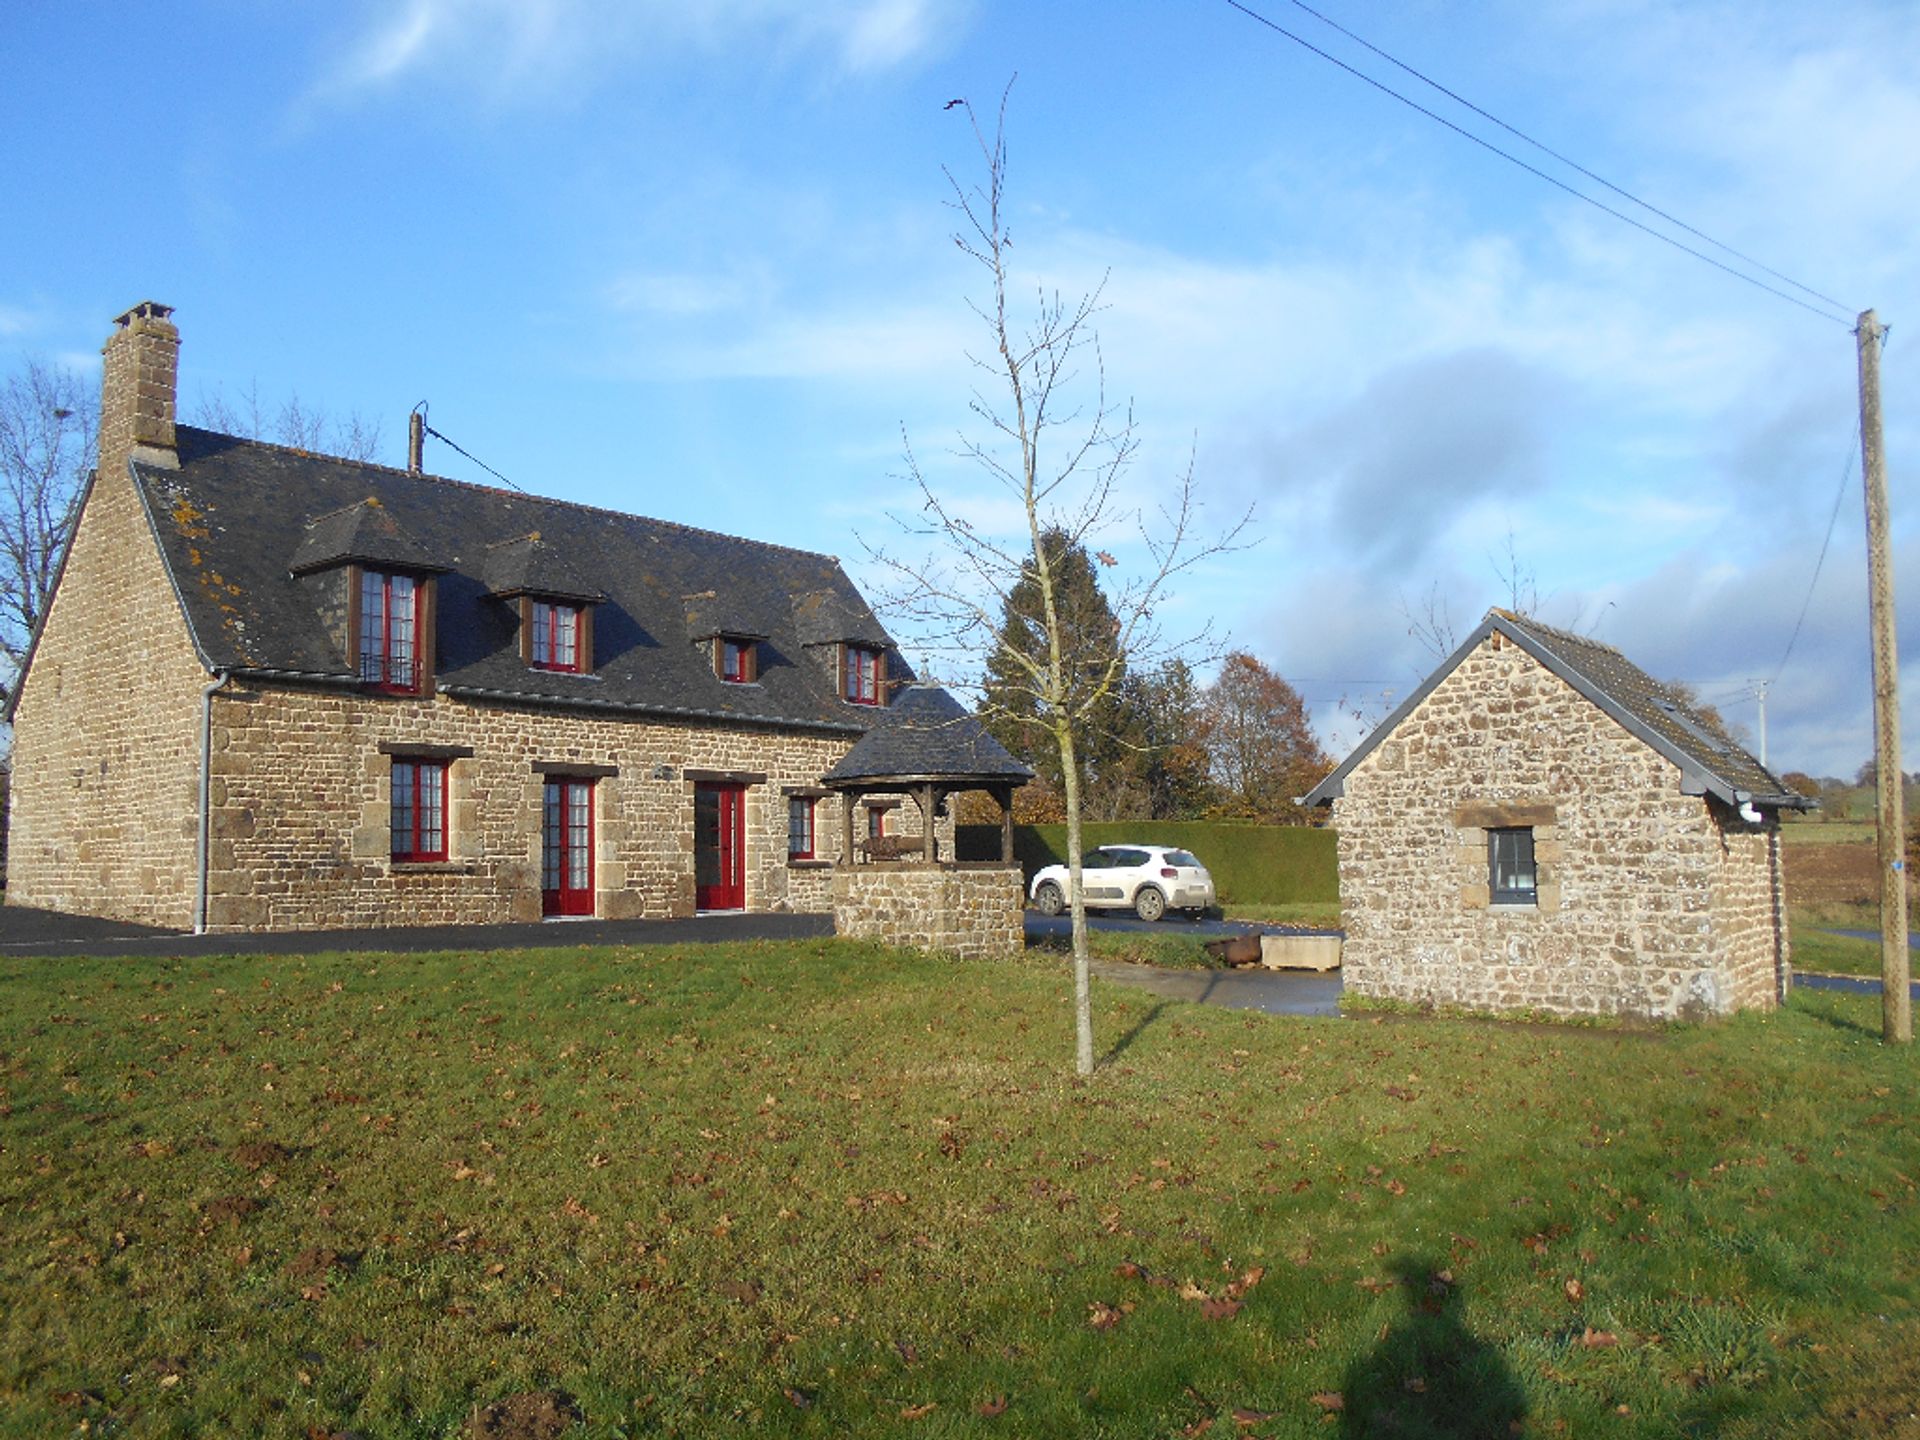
[{"x1": 975, "y1": 526, "x2": 1330, "y2": 826}]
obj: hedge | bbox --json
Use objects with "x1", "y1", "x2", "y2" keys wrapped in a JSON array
[{"x1": 956, "y1": 820, "x2": 1338, "y2": 907}]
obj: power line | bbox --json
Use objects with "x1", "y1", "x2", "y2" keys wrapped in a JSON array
[
  {"x1": 1268, "y1": 0, "x2": 1854, "y2": 319},
  {"x1": 1772, "y1": 425, "x2": 1862, "y2": 685},
  {"x1": 1220, "y1": 0, "x2": 1856, "y2": 327},
  {"x1": 419, "y1": 418, "x2": 526, "y2": 493}
]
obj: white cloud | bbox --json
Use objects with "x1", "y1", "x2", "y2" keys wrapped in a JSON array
[{"x1": 311, "y1": 0, "x2": 966, "y2": 105}]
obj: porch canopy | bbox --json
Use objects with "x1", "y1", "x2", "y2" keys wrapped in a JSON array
[{"x1": 822, "y1": 686, "x2": 1034, "y2": 864}]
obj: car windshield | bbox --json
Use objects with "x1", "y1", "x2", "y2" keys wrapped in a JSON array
[{"x1": 1165, "y1": 850, "x2": 1203, "y2": 869}]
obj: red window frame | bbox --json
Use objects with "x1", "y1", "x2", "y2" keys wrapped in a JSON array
[
  {"x1": 844, "y1": 645, "x2": 881, "y2": 705},
  {"x1": 531, "y1": 600, "x2": 582, "y2": 672},
  {"x1": 788, "y1": 796, "x2": 816, "y2": 860},
  {"x1": 391, "y1": 759, "x2": 448, "y2": 862},
  {"x1": 360, "y1": 569, "x2": 422, "y2": 693},
  {"x1": 719, "y1": 637, "x2": 753, "y2": 684}
]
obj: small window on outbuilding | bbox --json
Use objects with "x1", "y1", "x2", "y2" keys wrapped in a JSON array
[{"x1": 1488, "y1": 827, "x2": 1537, "y2": 906}]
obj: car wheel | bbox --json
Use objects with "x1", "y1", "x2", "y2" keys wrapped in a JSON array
[
  {"x1": 1134, "y1": 886, "x2": 1167, "y2": 922},
  {"x1": 1033, "y1": 882, "x2": 1065, "y2": 917}
]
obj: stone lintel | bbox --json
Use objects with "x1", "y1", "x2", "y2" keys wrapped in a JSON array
[
  {"x1": 684, "y1": 768, "x2": 767, "y2": 785},
  {"x1": 1452, "y1": 801, "x2": 1557, "y2": 830},
  {"x1": 531, "y1": 759, "x2": 618, "y2": 777},
  {"x1": 378, "y1": 741, "x2": 477, "y2": 760}
]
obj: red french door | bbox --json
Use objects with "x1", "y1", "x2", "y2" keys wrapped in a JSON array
[
  {"x1": 542, "y1": 778, "x2": 595, "y2": 917},
  {"x1": 695, "y1": 783, "x2": 746, "y2": 911}
]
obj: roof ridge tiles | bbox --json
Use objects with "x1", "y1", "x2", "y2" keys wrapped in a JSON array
[{"x1": 173, "y1": 424, "x2": 846, "y2": 566}]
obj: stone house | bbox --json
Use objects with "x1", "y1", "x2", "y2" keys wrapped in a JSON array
[
  {"x1": 1304, "y1": 610, "x2": 1810, "y2": 1020},
  {"x1": 4, "y1": 301, "x2": 967, "y2": 934}
]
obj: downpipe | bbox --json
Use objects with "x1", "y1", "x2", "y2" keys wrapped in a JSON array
[{"x1": 195, "y1": 670, "x2": 229, "y2": 935}]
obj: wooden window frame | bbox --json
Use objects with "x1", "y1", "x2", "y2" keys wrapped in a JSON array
[
  {"x1": 356, "y1": 567, "x2": 432, "y2": 695},
  {"x1": 787, "y1": 795, "x2": 816, "y2": 861},
  {"x1": 391, "y1": 758, "x2": 449, "y2": 862},
  {"x1": 525, "y1": 598, "x2": 590, "y2": 673},
  {"x1": 1488, "y1": 827, "x2": 1537, "y2": 907},
  {"x1": 843, "y1": 643, "x2": 884, "y2": 705},
  {"x1": 716, "y1": 635, "x2": 757, "y2": 684}
]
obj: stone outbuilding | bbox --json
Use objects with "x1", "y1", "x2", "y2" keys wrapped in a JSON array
[
  {"x1": 1304, "y1": 610, "x2": 1811, "y2": 1020},
  {"x1": 5, "y1": 302, "x2": 950, "y2": 933},
  {"x1": 823, "y1": 686, "x2": 1034, "y2": 959}
]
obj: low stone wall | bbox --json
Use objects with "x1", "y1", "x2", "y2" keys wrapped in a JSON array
[{"x1": 832, "y1": 862, "x2": 1023, "y2": 960}]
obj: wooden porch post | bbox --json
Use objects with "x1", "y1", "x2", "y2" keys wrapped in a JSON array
[
  {"x1": 842, "y1": 788, "x2": 857, "y2": 866},
  {"x1": 1000, "y1": 786, "x2": 1015, "y2": 863}
]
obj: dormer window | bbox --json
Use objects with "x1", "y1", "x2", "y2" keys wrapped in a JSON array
[
  {"x1": 359, "y1": 569, "x2": 422, "y2": 693},
  {"x1": 717, "y1": 636, "x2": 757, "y2": 684},
  {"x1": 529, "y1": 599, "x2": 584, "y2": 673},
  {"x1": 844, "y1": 644, "x2": 884, "y2": 705}
]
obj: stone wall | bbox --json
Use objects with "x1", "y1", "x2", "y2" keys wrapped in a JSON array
[
  {"x1": 1330, "y1": 633, "x2": 1786, "y2": 1021},
  {"x1": 203, "y1": 682, "x2": 897, "y2": 932},
  {"x1": 831, "y1": 862, "x2": 1024, "y2": 959},
  {"x1": 7, "y1": 308, "x2": 209, "y2": 929}
]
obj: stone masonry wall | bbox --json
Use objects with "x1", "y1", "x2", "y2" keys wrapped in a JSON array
[
  {"x1": 832, "y1": 862, "x2": 1024, "y2": 959},
  {"x1": 1331, "y1": 633, "x2": 1785, "y2": 1021},
  {"x1": 7, "y1": 311, "x2": 209, "y2": 929},
  {"x1": 204, "y1": 683, "x2": 893, "y2": 932},
  {"x1": 1711, "y1": 812, "x2": 1790, "y2": 1011}
]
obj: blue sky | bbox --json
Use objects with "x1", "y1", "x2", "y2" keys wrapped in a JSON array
[{"x1": 3, "y1": 0, "x2": 1916, "y2": 779}]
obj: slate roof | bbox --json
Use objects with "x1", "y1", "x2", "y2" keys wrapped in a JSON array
[
  {"x1": 1304, "y1": 608, "x2": 1810, "y2": 811},
  {"x1": 822, "y1": 686, "x2": 1036, "y2": 785},
  {"x1": 133, "y1": 426, "x2": 904, "y2": 733},
  {"x1": 290, "y1": 498, "x2": 444, "y2": 575},
  {"x1": 480, "y1": 533, "x2": 604, "y2": 602}
]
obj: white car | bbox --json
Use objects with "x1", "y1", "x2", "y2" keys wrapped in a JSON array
[{"x1": 1028, "y1": 844, "x2": 1216, "y2": 922}]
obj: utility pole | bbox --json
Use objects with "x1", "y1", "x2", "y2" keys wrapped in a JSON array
[
  {"x1": 1857, "y1": 309, "x2": 1910, "y2": 1044},
  {"x1": 1748, "y1": 679, "x2": 1770, "y2": 768}
]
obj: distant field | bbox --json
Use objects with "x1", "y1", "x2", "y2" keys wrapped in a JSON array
[{"x1": 1781, "y1": 821, "x2": 1877, "y2": 846}]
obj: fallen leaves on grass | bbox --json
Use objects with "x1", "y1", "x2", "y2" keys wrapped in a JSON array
[
  {"x1": 1233, "y1": 1406, "x2": 1277, "y2": 1427},
  {"x1": 1579, "y1": 1328, "x2": 1619, "y2": 1348},
  {"x1": 1564, "y1": 1278, "x2": 1586, "y2": 1304},
  {"x1": 899, "y1": 1401, "x2": 937, "y2": 1419},
  {"x1": 467, "y1": 1389, "x2": 581, "y2": 1440},
  {"x1": 1088, "y1": 1301, "x2": 1132, "y2": 1330},
  {"x1": 1310, "y1": 1391, "x2": 1345, "y2": 1412},
  {"x1": 781, "y1": 1387, "x2": 814, "y2": 1410},
  {"x1": 976, "y1": 1394, "x2": 1008, "y2": 1417}
]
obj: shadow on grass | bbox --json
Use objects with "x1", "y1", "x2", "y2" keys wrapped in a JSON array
[
  {"x1": 1100, "y1": 1001, "x2": 1168, "y2": 1067},
  {"x1": 1790, "y1": 988, "x2": 1885, "y2": 1038},
  {"x1": 1340, "y1": 1256, "x2": 1526, "y2": 1439}
]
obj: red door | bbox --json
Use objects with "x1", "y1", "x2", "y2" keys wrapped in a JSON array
[
  {"x1": 695, "y1": 783, "x2": 746, "y2": 911},
  {"x1": 542, "y1": 778, "x2": 595, "y2": 917}
]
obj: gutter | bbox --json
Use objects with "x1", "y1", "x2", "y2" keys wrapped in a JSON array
[{"x1": 195, "y1": 670, "x2": 229, "y2": 935}]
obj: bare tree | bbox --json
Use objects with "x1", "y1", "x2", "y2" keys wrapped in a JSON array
[
  {"x1": 0, "y1": 359, "x2": 95, "y2": 684},
  {"x1": 195, "y1": 380, "x2": 385, "y2": 463},
  {"x1": 869, "y1": 84, "x2": 1248, "y2": 1076}
]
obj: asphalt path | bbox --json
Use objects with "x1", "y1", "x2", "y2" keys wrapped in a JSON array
[
  {"x1": 1794, "y1": 971, "x2": 1920, "y2": 1000},
  {"x1": 0, "y1": 903, "x2": 832, "y2": 960},
  {"x1": 1827, "y1": 927, "x2": 1920, "y2": 949}
]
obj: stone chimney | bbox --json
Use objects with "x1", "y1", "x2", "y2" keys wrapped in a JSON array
[{"x1": 99, "y1": 300, "x2": 180, "y2": 475}]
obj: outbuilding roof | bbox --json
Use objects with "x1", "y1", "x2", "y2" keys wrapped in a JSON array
[
  {"x1": 1303, "y1": 609, "x2": 1810, "y2": 812},
  {"x1": 132, "y1": 426, "x2": 902, "y2": 733}
]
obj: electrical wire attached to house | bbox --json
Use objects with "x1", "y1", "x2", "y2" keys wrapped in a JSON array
[{"x1": 414, "y1": 403, "x2": 526, "y2": 492}]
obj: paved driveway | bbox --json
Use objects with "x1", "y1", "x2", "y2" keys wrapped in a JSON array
[{"x1": 0, "y1": 901, "x2": 831, "y2": 960}]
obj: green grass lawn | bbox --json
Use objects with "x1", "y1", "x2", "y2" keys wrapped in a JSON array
[{"x1": 3, "y1": 940, "x2": 1917, "y2": 1438}]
